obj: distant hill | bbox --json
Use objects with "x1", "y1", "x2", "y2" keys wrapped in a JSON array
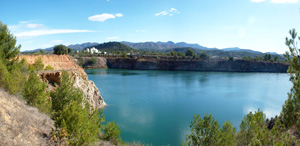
[
  {"x1": 159, "y1": 47, "x2": 284, "y2": 59},
  {"x1": 222, "y1": 47, "x2": 262, "y2": 54},
  {"x1": 26, "y1": 41, "x2": 283, "y2": 59},
  {"x1": 121, "y1": 41, "x2": 211, "y2": 50},
  {"x1": 91, "y1": 42, "x2": 136, "y2": 53},
  {"x1": 23, "y1": 42, "x2": 99, "y2": 52}
]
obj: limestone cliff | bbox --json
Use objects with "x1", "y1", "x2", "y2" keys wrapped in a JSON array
[
  {"x1": 20, "y1": 55, "x2": 106, "y2": 109},
  {"x1": 77, "y1": 57, "x2": 289, "y2": 73},
  {"x1": 106, "y1": 59, "x2": 288, "y2": 72}
]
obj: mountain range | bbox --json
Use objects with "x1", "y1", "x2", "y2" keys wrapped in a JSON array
[
  {"x1": 24, "y1": 42, "x2": 99, "y2": 52},
  {"x1": 24, "y1": 41, "x2": 279, "y2": 56}
]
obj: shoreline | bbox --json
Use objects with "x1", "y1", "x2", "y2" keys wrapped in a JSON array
[{"x1": 77, "y1": 57, "x2": 289, "y2": 73}]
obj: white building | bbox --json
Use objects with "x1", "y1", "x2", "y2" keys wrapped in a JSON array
[
  {"x1": 90, "y1": 47, "x2": 99, "y2": 54},
  {"x1": 85, "y1": 47, "x2": 100, "y2": 54}
]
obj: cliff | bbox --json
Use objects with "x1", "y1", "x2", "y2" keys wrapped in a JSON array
[
  {"x1": 20, "y1": 55, "x2": 106, "y2": 109},
  {"x1": 77, "y1": 57, "x2": 108, "y2": 69},
  {"x1": 78, "y1": 57, "x2": 289, "y2": 73}
]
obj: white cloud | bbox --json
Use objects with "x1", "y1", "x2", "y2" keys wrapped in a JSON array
[
  {"x1": 88, "y1": 13, "x2": 123, "y2": 22},
  {"x1": 155, "y1": 11, "x2": 169, "y2": 16},
  {"x1": 271, "y1": 0, "x2": 298, "y2": 3},
  {"x1": 26, "y1": 23, "x2": 44, "y2": 28},
  {"x1": 15, "y1": 29, "x2": 94, "y2": 37},
  {"x1": 115, "y1": 13, "x2": 123, "y2": 17},
  {"x1": 170, "y1": 8, "x2": 179, "y2": 13},
  {"x1": 251, "y1": 0, "x2": 266, "y2": 2},
  {"x1": 106, "y1": 36, "x2": 119, "y2": 40},
  {"x1": 155, "y1": 8, "x2": 180, "y2": 16}
]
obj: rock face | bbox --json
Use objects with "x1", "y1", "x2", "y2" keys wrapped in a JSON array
[
  {"x1": 21, "y1": 55, "x2": 106, "y2": 109},
  {"x1": 71, "y1": 71, "x2": 106, "y2": 109},
  {"x1": 78, "y1": 57, "x2": 108, "y2": 69},
  {"x1": 80, "y1": 57, "x2": 288, "y2": 73}
]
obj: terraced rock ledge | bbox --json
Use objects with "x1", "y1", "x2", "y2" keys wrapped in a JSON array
[{"x1": 21, "y1": 55, "x2": 106, "y2": 109}]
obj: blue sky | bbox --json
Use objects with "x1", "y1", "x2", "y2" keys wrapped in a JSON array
[{"x1": 1, "y1": 0, "x2": 299, "y2": 53}]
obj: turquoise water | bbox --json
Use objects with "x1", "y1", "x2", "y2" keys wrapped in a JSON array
[{"x1": 86, "y1": 69, "x2": 291, "y2": 146}]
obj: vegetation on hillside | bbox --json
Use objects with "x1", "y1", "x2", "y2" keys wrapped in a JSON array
[
  {"x1": 183, "y1": 29, "x2": 300, "y2": 145},
  {"x1": 0, "y1": 21, "x2": 122, "y2": 145},
  {"x1": 92, "y1": 42, "x2": 136, "y2": 53}
]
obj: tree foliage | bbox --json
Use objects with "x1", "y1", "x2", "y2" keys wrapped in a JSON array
[
  {"x1": 0, "y1": 21, "x2": 25, "y2": 94},
  {"x1": 185, "y1": 48, "x2": 194, "y2": 56},
  {"x1": 68, "y1": 48, "x2": 72, "y2": 54},
  {"x1": 170, "y1": 50, "x2": 177, "y2": 56},
  {"x1": 282, "y1": 28, "x2": 300, "y2": 130},
  {"x1": 103, "y1": 121, "x2": 123, "y2": 145},
  {"x1": 199, "y1": 53, "x2": 209, "y2": 60},
  {"x1": 33, "y1": 56, "x2": 44, "y2": 71},
  {"x1": 44, "y1": 65, "x2": 54, "y2": 71},
  {"x1": 263, "y1": 54, "x2": 272, "y2": 61},
  {"x1": 0, "y1": 21, "x2": 20, "y2": 70},
  {"x1": 236, "y1": 109, "x2": 265, "y2": 145},
  {"x1": 22, "y1": 67, "x2": 51, "y2": 114},
  {"x1": 53, "y1": 44, "x2": 67, "y2": 55},
  {"x1": 51, "y1": 71, "x2": 103, "y2": 145},
  {"x1": 88, "y1": 57, "x2": 97, "y2": 65},
  {"x1": 183, "y1": 114, "x2": 235, "y2": 146}
]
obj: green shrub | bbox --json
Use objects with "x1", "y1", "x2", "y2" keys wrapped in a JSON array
[
  {"x1": 184, "y1": 114, "x2": 220, "y2": 145},
  {"x1": 33, "y1": 56, "x2": 44, "y2": 71},
  {"x1": 44, "y1": 65, "x2": 54, "y2": 71},
  {"x1": 22, "y1": 68, "x2": 51, "y2": 114},
  {"x1": 88, "y1": 57, "x2": 97, "y2": 65},
  {"x1": 103, "y1": 121, "x2": 123, "y2": 145},
  {"x1": 51, "y1": 71, "x2": 103, "y2": 145}
]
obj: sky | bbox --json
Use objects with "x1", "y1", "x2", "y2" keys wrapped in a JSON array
[{"x1": 1, "y1": 0, "x2": 300, "y2": 53}]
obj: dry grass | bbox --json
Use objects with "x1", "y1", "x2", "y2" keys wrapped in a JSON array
[{"x1": 0, "y1": 88, "x2": 54, "y2": 146}]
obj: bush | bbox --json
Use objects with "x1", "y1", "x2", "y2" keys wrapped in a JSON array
[
  {"x1": 44, "y1": 65, "x2": 54, "y2": 71},
  {"x1": 122, "y1": 52, "x2": 127, "y2": 58},
  {"x1": 185, "y1": 49, "x2": 194, "y2": 56},
  {"x1": 184, "y1": 114, "x2": 235, "y2": 146},
  {"x1": 22, "y1": 68, "x2": 51, "y2": 114},
  {"x1": 51, "y1": 71, "x2": 103, "y2": 145},
  {"x1": 33, "y1": 56, "x2": 44, "y2": 71},
  {"x1": 88, "y1": 57, "x2": 97, "y2": 65},
  {"x1": 200, "y1": 53, "x2": 209, "y2": 60},
  {"x1": 103, "y1": 121, "x2": 123, "y2": 145},
  {"x1": 53, "y1": 45, "x2": 67, "y2": 55}
]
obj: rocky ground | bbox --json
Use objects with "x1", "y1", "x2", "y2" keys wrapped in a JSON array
[{"x1": 0, "y1": 88, "x2": 54, "y2": 146}]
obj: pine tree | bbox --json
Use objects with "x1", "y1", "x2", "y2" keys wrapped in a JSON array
[
  {"x1": 51, "y1": 71, "x2": 103, "y2": 145},
  {"x1": 103, "y1": 121, "x2": 123, "y2": 145},
  {"x1": 0, "y1": 21, "x2": 20, "y2": 70},
  {"x1": 33, "y1": 56, "x2": 44, "y2": 71},
  {"x1": 22, "y1": 67, "x2": 51, "y2": 114},
  {"x1": 282, "y1": 29, "x2": 300, "y2": 129},
  {"x1": 184, "y1": 114, "x2": 221, "y2": 146}
]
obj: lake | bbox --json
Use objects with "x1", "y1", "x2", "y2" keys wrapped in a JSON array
[{"x1": 86, "y1": 69, "x2": 291, "y2": 146}]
